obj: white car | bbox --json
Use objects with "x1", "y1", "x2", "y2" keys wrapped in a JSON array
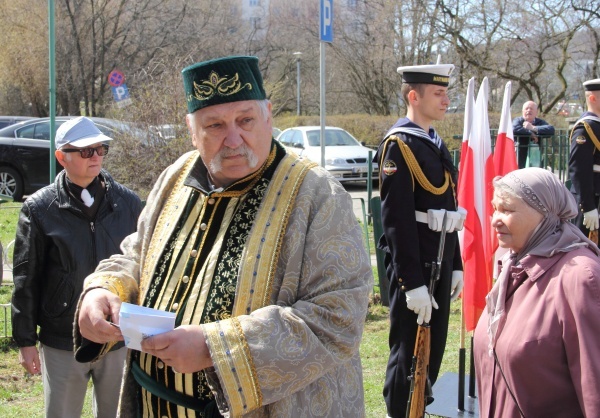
[{"x1": 277, "y1": 126, "x2": 378, "y2": 183}]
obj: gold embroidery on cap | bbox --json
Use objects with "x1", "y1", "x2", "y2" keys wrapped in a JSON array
[
  {"x1": 575, "y1": 136, "x2": 587, "y2": 144},
  {"x1": 190, "y1": 71, "x2": 252, "y2": 102},
  {"x1": 433, "y1": 76, "x2": 449, "y2": 83}
]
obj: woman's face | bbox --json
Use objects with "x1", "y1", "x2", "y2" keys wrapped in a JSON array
[{"x1": 491, "y1": 190, "x2": 545, "y2": 253}]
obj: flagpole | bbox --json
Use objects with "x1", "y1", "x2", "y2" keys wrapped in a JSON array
[
  {"x1": 458, "y1": 299, "x2": 466, "y2": 412},
  {"x1": 469, "y1": 335, "x2": 476, "y2": 399}
]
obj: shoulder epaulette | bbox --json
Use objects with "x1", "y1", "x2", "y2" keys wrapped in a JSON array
[{"x1": 380, "y1": 134, "x2": 452, "y2": 195}]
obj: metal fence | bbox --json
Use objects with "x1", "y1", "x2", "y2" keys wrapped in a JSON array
[{"x1": 451, "y1": 129, "x2": 572, "y2": 183}]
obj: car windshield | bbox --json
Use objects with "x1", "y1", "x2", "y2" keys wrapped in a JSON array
[{"x1": 306, "y1": 129, "x2": 360, "y2": 147}]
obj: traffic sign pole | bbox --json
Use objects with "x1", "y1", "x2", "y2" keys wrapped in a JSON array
[{"x1": 319, "y1": 0, "x2": 333, "y2": 168}]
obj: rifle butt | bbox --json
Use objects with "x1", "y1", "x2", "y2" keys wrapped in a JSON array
[{"x1": 406, "y1": 325, "x2": 431, "y2": 418}]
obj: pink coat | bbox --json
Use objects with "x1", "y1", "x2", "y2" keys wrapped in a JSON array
[{"x1": 474, "y1": 247, "x2": 600, "y2": 418}]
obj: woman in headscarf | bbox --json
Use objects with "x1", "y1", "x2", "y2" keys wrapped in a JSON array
[{"x1": 473, "y1": 167, "x2": 600, "y2": 418}]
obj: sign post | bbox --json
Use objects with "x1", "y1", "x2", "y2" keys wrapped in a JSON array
[
  {"x1": 108, "y1": 69, "x2": 132, "y2": 107},
  {"x1": 49, "y1": 0, "x2": 56, "y2": 182},
  {"x1": 319, "y1": 0, "x2": 333, "y2": 168}
]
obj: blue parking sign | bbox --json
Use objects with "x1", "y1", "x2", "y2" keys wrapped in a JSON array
[
  {"x1": 111, "y1": 84, "x2": 130, "y2": 102},
  {"x1": 320, "y1": 0, "x2": 333, "y2": 43}
]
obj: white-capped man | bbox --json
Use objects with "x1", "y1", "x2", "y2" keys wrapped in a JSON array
[
  {"x1": 11, "y1": 116, "x2": 142, "y2": 418},
  {"x1": 374, "y1": 64, "x2": 465, "y2": 417},
  {"x1": 75, "y1": 56, "x2": 372, "y2": 417},
  {"x1": 569, "y1": 78, "x2": 600, "y2": 242}
]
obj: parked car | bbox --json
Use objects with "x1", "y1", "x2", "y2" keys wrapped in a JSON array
[
  {"x1": 0, "y1": 116, "x2": 37, "y2": 129},
  {"x1": 149, "y1": 124, "x2": 187, "y2": 142},
  {"x1": 277, "y1": 126, "x2": 378, "y2": 183},
  {"x1": 272, "y1": 127, "x2": 282, "y2": 139},
  {"x1": 0, "y1": 116, "x2": 148, "y2": 201}
]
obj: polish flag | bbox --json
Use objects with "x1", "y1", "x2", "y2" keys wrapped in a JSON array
[
  {"x1": 490, "y1": 82, "x2": 518, "y2": 271},
  {"x1": 457, "y1": 78, "x2": 475, "y2": 191},
  {"x1": 493, "y1": 82, "x2": 518, "y2": 178},
  {"x1": 457, "y1": 77, "x2": 495, "y2": 332}
]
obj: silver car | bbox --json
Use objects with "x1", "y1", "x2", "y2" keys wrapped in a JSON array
[{"x1": 277, "y1": 126, "x2": 378, "y2": 183}]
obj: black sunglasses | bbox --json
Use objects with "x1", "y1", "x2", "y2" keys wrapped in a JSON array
[{"x1": 61, "y1": 144, "x2": 109, "y2": 159}]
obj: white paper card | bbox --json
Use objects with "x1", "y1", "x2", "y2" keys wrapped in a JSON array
[{"x1": 118, "y1": 302, "x2": 176, "y2": 351}]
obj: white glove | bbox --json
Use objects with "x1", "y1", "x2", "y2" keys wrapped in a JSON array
[
  {"x1": 427, "y1": 209, "x2": 446, "y2": 232},
  {"x1": 450, "y1": 271, "x2": 464, "y2": 302},
  {"x1": 583, "y1": 209, "x2": 599, "y2": 231},
  {"x1": 406, "y1": 285, "x2": 439, "y2": 325},
  {"x1": 445, "y1": 211, "x2": 462, "y2": 233},
  {"x1": 455, "y1": 207, "x2": 468, "y2": 231},
  {"x1": 427, "y1": 208, "x2": 467, "y2": 233}
]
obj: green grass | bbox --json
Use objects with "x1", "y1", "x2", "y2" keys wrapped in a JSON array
[{"x1": 0, "y1": 203, "x2": 20, "y2": 267}]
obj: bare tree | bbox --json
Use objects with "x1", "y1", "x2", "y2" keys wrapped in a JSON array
[
  {"x1": 0, "y1": 0, "x2": 49, "y2": 115},
  {"x1": 571, "y1": 0, "x2": 600, "y2": 79},
  {"x1": 1, "y1": 0, "x2": 599, "y2": 120},
  {"x1": 434, "y1": 0, "x2": 591, "y2": 114},
  {"x1": 54, "y1": 0, "x2": 190, "y2": 116}
]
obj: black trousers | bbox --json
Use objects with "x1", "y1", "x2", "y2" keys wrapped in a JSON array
[
  {"x1": 516, "y1": 136, "x2": 530, "y2": 169},
  {"x1": 383, "y1": 253, "x2": 453, "y2": 418}
]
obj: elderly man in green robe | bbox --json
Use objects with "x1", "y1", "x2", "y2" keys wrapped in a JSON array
[{"x1": 75, "y1": 55, "x2": 373, "y2": 418}]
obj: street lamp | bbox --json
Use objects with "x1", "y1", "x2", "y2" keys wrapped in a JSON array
[{"x1": 293, "y1": 51, "x2": 302, "y2": 116}]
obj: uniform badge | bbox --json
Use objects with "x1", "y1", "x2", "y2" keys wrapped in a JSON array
[
  {"x1": 575, "y1": 136, "x2": 587, "y2": 144},
  {"x1": 383, "y1": 160, "x2": 397, "y2": 176}
]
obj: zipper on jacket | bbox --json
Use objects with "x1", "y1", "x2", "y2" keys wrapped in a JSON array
[{"x1": 90, "y1": 221, "x2": 97, "y2": 261}]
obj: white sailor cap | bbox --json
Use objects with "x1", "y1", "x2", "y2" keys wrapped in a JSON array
[
  {"x1": 397, "y1": 64, "x2": 455, "y2": 87},
  {"x1": 583, "y1": 78, "x2": 600, "y2": 91}
]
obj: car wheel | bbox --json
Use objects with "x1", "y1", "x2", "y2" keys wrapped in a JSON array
[{"x1": 0, "y1": 166, "x2": 24, "y2": 201}]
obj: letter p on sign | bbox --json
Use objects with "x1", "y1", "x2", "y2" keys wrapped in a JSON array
[
  {"x1": 320, "y1": 0, "x2": 333, "y2": 43},
  {"x1": 112, "y1": 85, "x2": 130, "y2": 102}
]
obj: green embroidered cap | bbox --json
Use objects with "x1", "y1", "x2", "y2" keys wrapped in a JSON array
[{"x1": 182, "y1": 56, "x2": 266, "y2": 114}]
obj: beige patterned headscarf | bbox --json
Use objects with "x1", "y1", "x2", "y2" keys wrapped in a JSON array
[{"x1": 486, "y1": 167, "x2": 600, "y2": 354}]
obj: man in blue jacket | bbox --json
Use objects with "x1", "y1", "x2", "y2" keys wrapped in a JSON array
[
  {"x1": 512, "y1": 101, "x2": 555, "y2": 168},
  {"x1": 11, "y1": 116, "x2": 142, "y2": 418}
]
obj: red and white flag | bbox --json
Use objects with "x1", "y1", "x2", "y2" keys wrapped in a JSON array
[
  {"x1": 491, "y1": 82, "x2": 518, "y2": 271},
  {"x1": 457, "y1": 78, "x2": 475, "y2": 191},
  {"x1": 493, "y1": 82, "x2": 518, "y2": 177},
  {"x1": 457, "y1": 77, "x2": 495, "y2": 332}
]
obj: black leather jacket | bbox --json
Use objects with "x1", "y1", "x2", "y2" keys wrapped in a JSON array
[{"x1": 11, "y1": 169, "x2": 142, "y2": 351}]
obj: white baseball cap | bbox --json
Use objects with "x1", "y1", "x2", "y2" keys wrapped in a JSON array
[{"x1": 55, "y1": 117, "x2": 113, "y2": 149}]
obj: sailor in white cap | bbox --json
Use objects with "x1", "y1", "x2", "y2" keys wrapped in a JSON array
[
  {"x1": 374, "y1": 63, "x2": 465, "y2": 417},
  {"x1": 568, "y1": 78, "x2": 600, "y2": 243}
]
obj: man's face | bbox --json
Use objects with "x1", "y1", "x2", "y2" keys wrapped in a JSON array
[
  {"x1": 55, "y1": 141, "x2": 105, "y2": 187},
  {"x1": 413, "y1": 84, "x2": 450, "y2": 122},
  {"x1": 187, "y1": 100, "x2": 273, "y2": 188},
  {"x1": 522, "y1": 101, "x2": 538, "y2": 122}
]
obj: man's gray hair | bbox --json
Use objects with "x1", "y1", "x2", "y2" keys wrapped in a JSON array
[{"x1": 256, "y1": 99, "x2": 271, "y2": 121}]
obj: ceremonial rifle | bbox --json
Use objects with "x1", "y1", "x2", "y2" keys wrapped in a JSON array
[
  {"x1": 589, "y1": 199, "x2": 599, "y2": 245},
  {"x1": 406, "y1": 211, "x2": 448, "y2": 418}
]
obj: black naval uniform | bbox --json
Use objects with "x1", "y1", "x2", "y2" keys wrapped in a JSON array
[
  {"x1": 568, "y1": 111, "x2": 600, "y2": 237},
  {"x1": 374, "y1": 118, "x2": 462, "y2": 417}
]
